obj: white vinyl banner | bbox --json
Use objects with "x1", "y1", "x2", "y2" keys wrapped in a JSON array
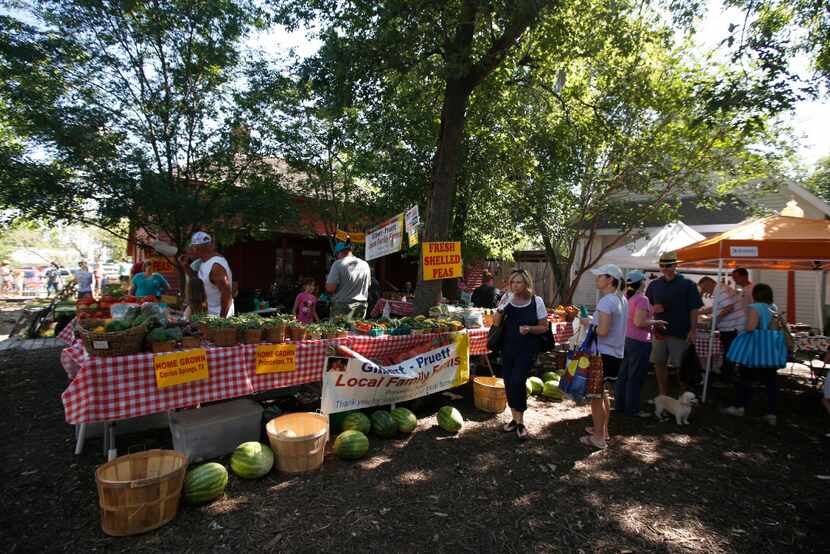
[
  {"x1": 365, "y1": 214, "x2": 404, "y2": 261},
  {"x1": 321, "y1": 333, "x2": 470, "y2": 414}
]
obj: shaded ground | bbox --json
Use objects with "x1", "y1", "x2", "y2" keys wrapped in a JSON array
[{"x1": 2, "y1": 346, "x2": 829, "y2": 553}]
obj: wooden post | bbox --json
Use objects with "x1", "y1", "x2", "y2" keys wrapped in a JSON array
[{"x1": 787, "y1": 271, "x2": 796, "y2": 324}]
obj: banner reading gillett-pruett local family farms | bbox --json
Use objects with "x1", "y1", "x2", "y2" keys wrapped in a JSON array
[{"x1": 321, "y1": 333, "x2": 470, "y2": 414}]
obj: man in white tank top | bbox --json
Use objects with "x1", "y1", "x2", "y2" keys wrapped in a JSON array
[{"x1": 182, "y1": 232, "x2": 235, "y2": 317}]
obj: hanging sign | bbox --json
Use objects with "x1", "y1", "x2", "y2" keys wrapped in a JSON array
[
  {"x1": 148, "y1": 256, "x2": 175, "y2": 273},
  {"x1": 335, "y1": 229, "x2": 366, "y2": 244},
  {"x1": 365, "y1": 214, "x2": 404, "y2": 261},
  {"x1": 321, "y1": 333, "x2": 470, "y2": 414},
  {"x1": 255, "y1": 343, "x2": 297, "y2": 374},
  {"x1": 154, "y1": 349, "x2": 209, "y2": 389},
  {"x1": 729, "y1": 246, "x2": 759, "y2": 257},
  {"x1": 405, "y1": 205, "x2": 420, "y2": 247},
  {"x1": 422, "y1": 241, "x2": 462, "y2": 280}
]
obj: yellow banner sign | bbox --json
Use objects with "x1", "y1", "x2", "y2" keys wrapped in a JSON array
[
  {"x1": 148, "y1": 256, "x2": 176, "y2": 273},
  {"x1": 422, "y1": 242, "x2": 462, "y2": 281},
  {"x1": 335, "y1": 229, "x2": 366, "y2": 244},
  {"x1": 255, "y1": 343, "x2": 297, "y2": 374},
  {"x1": 154, "y1": 349, "x2": 209, "y2": 389}
]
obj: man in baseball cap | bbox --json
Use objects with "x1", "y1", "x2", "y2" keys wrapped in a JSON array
[
  {"x1": 326, "y1": 240, "x2": 371, "y2": 320},
  {"x1": 646, "y1": 250, "x2": 702, "y2": 395},
  {"x1": 180, "y1": 231, "x2": 235, "y2": 317}
]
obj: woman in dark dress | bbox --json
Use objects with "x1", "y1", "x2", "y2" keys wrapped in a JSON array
[{"x1": 492, "y1": 269, "x2": 548, "y2": 440}]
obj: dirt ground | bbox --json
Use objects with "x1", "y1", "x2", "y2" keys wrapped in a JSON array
[{"x1": 2, "y1": 346, "x2": 829, "y2": 553}]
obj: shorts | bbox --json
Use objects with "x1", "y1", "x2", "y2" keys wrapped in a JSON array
[
  {"x1": 650, "y1": 336, "x2": 688, "y2": 368},
  {"x1": 586, "y1": 354, "x2": 621, "y2": 399}
]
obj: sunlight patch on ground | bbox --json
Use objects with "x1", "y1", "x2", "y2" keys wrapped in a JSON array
[
  {"x1": 616, "y1": 436, "x2": 664, "y2": 464},
  {"x1": 205, "y1": 495, "x2": 250, "y2": 515},
  {"x1": 268, "y1": 479, "x2": 300, "y2": 493},
  {"x1": 512, "y1": 491, "x2": 542, "y2": 507},
  {"x1": 358, "y1": 454, "x2": 392, "y2": 470},
  {"x1": 662, "y1": 434, "x2": 702, "y2": 446},
  {"x1": 395, "y1": 469, "x2": 433, "y2": 485},
  {"x1": 470, "y1": 451, "x2": 503, "y2": 474},
  {"x1": 613, "y1": 503, "x2": 728, "y2": 553}
]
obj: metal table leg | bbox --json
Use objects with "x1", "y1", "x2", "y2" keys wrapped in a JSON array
[{"x1": 74, "y1": 424, "x2": 86, "y2": 455}]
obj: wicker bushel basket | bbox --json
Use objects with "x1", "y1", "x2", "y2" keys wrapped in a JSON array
[
  {"x1": 241, "y1": 329, "x2": 263, "y2": 344},
  {"x1": 78, "y1": 322, "x2": 147, "y2": 357},
  {"x1": 263, "y1": 325, "x2": 286, "y2": 342},
  {"x1": 473, "y1": 376, "x2": 507, "y2": 413},
  {"x1": 95, "y1": 449, "x2": 187, "y2": 536},
  {"x1": 212, "y1": 327, "x2": 238, "y2": 347},
  {"x1": 266, "y1": 413, "x2": 328, "y2": 474}
]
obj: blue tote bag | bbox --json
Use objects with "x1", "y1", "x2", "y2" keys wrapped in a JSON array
[
  {"x1": 726, "y1": 306, "x2": 787, "y2": 368},
  {"x1": 559, "y1": 325, "x2": 598, "y2": 401}
]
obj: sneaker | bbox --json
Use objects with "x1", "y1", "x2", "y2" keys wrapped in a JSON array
[
  {"x1": 721, "y1": 406, "x2": 745, "y2": 417},
  {"x1": 763, "y1": 414, "x2": 777, "y2": 426}
]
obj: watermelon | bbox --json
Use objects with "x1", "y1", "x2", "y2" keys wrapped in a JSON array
[
  {"x1": 527, "y1": 376, "x2": 544, "y2": 395},
  {"x1": 230, "y1": 441, "x2": 274, "y2": 479},
  {"x1": 183, "y1": 462, "x2": 228, "y2": 504},
  {"x1": 542, "y1": 371, "x2": 559, "y2": 383},
  {"x1": 330, "y1": 410, "x2": 356, "y2": 433},
  {"x1": 333, "y1": 430, "x2": 370, "y2": 460},
  {"x1": 390, "y1": 407, "x2": 417, "y2": 434},
  {"x1": 542, "y1": 381, "x2": 564, "y2": 399},
  {"x1": 437, "y1": 405, "x2": 463, "y2": 433},
  {"x1": 342, "y1": 412, "x2": 371, "y2": 434},
  {"x1": 526, "y1": 380, "x2": 533, "y2": 395},
  {"x1": 371, "y1": 410, "x2": 398, "y2": 438}
]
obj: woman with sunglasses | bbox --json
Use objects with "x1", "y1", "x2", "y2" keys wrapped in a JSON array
[{"x1": 492, "y1": 268, "x2": 548, "y2": 440}]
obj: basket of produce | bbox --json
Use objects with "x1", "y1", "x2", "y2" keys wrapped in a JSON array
[
  {"x1": 305, "y1": 324, "x2": 323, "y2": 340},
  {"x1": 286, "y1": 321, "x2": 307, "y2": 341},
  {"x1": 262, "y1": 315, "x2": 290, "y2": 342},
  {"x1": 95, "y1": 449, "x2": 187, "y2": 536},
  {"x1": 211, "y1": 325, "x2": 238, "y2": 347},
  {"x1": 147, "y1": 327, "x2": 182, "y2": 353},
  {"x1": 77, "y1": 318, "x2": 149, "y2": 357},
  {"x1": 235, "y1": 314, "x2": 264, "y2": 344}
]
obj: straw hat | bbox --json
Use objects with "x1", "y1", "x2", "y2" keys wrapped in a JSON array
[{"x1": 658, "y1": 252, "x2": 679, "y2": 267}]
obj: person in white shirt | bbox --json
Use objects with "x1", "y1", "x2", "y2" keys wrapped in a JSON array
[
  {"x1": 699, "y1": 276, "x2": 745, "y2": 383},
  {"x1": 180, "y1": 232, "x2": 234, "y2": 317}
]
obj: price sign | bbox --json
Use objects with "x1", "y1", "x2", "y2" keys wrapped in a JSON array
[
  {"x1": 255, "y1": 343, "x2": 297, "y2": 374},
  {"x1": 154, "y1": 349, "x2": 209, "y2": 389}
]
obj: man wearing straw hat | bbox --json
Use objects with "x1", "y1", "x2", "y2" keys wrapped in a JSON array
[{"x1": 646, "y1": 251, "x2": 703, "y2": 395}]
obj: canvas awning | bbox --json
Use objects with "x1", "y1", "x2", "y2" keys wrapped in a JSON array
[
  {"x1": 674, "y1": 215, "x2": 830, "y2": 271},
  {"x1": 599, "y1": 222, "x2": 705, "y2": 269}
]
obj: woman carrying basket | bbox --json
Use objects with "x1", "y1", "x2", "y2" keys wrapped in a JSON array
[{"x1": 492, "y1": 269, "x2": 548, "y2": 440}]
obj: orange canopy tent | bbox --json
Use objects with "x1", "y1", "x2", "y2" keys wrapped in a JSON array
[
  {"x1": 673, "y1": 215, "x2": 830, "y2": 271},
  {"x1": 673, "y1": 214, "x2": 830, "y2": 402}
]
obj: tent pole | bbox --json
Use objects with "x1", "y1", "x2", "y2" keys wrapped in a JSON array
[
  {"x1": 818, "y1": 272, "x2": 825, "y2": 335},
  {"x1": 702, "y1": 257, "x2": 723, "y2": 403}
]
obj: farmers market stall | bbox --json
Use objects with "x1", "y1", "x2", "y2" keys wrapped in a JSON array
[{"x1": 370, "y1": 298, "x2": 414, "y2": 318}]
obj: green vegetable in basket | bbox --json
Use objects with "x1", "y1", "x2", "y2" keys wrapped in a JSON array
[
  {"x1": 147, "y1": 327, "x2": 171, "y2": 343},
  {"x1": 165, "y1": 327, "x2": 183, "y2": 341},
  {"x1": 105, "y1": 320, "x2": 130, "y2": 333}
]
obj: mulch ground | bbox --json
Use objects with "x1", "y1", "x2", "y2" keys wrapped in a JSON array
[{"x1": 2, "y1": 347, "x2": 829, "y2": 553}]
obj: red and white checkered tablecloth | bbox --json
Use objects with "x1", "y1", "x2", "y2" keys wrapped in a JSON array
[
  {"x1": 58, "y1": 318, "x2": 76, "y2": 344},
  {"x1": 695, "y1": 332, "x2": 723, "y2": 367},
  {"x1": 552, "y1": 321, "x2": 574, "y2": 344},
  {"x1": 61, "y1": 328, "x2": 489, "y2": 424},
  {"x1": 370, "y1": 298, "x2": 415, "y2": 318}
]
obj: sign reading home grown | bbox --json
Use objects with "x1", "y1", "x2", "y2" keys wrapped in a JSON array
[
  {"x1": 421, "y1": 241, "x2": 462, "y2": 280},
  {"x1": 255, "y1": 343, "x2": 297, "y2": 374},
  {"x1": 365, "y1": 214, "x2": 404, "y2": 261},
  {"x1": 321, "y1": 333, "x2": 470, "y2": 414},
  {"x1": 154, "y1": 348, "x2": 209, "y2": 389},
  {"x1": 335, "y1": 228, "x2": 366, "y2": 244}
]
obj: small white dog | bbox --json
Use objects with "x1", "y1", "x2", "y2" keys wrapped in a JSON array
[{"x1": 654, "y1": 391, "x2": 698, "y2": 425}]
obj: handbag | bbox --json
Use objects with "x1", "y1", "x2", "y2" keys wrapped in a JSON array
[
  {"x1": 768, "y1": 311, "x2": 794, "y2": 352},
  {"x1": 538, "y1": 320, "x2": 555, "y2": 353},
  {"x1": 726, "y1": 309, "x2": 788, "y2": 369},
  {"x1": 559, "y1": 325, "x2": 600, "y2": 401},
  {"x1": 487, "y1": 314, "x2": 505, "y2": 352}
]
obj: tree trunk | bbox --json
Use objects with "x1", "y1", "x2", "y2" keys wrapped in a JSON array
[{"x1": 412, "y1": 81, "x2": 472, "y2": 314}]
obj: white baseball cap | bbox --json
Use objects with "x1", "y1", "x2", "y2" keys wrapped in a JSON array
[
  {"x1": 590, "y1": 264, "x2": 623, "y2": 280},
  {"x1": 190, "y1": 231, "x2": 212, "y2": 246}
]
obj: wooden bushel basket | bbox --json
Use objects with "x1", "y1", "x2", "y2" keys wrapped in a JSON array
[
  {"x1": 473, "y1": 376, "x2": 507, "y2": 413},
  {"x1": 95, "y1": 449, "x2": 187, "y2": 537},
  {"x1": 266, "y1": 413, "x2": 328, "y2": 474},
  {"x1": 263, "y1": 325, "x2": 286, "y2": 342},
  {"x1": 211, "y1": 327, "x2": 238, "y2": 347},
  {"x1": 241, "y1": 328, "x2": 263, "y2": 344}
]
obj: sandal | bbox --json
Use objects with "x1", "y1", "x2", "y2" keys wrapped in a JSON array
[
  {"x1": 503, "y1": 420, "x2": 518, "y2": 433},
  {"x1": 580, "y1": 435, "x2": 607, "y2": 449},
  {"x1": 584, "y1": 426, "x2": 610, "y2": 441},
  {"x1": 516, "y1": 424, "x2": 529, "y2": 441}
]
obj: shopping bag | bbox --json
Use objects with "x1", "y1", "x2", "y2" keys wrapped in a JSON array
[
  {"x1": 559, "y1": 326, "x2": 598, "y2": 401},
  {"x1": 726, "y1": 330, "x2": 787, "y2": 368}
]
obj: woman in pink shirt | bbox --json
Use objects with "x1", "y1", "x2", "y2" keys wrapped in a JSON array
[
  {"x1": 614, "y1": 271, "x2": 654, "y2": 417},
  {"x1": 293, "y1": 278, "x2": 319, "y2": 324}
]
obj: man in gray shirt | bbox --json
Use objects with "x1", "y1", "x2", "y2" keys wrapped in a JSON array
[{"x1": 325, "y1": 242, "x2": 371, "y2": 320}]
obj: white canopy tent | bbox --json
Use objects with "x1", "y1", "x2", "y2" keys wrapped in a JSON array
[{"x1": 599, "y1": 222, "x2": 705, "y2": 270}]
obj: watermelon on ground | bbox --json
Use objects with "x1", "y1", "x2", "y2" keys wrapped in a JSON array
[
  {"x1": 341, "y1": 412, "x2": 371, "y2": 435},
  {"x1": 542, "y1": 371, "x2": 559, "y2": 383},
  {"x1": 371, "y1": 410, "x2": 398, "y2": 438},
  {"x1": 542, "y1": 381, "x2": 564, "y2": 399},
  {"x1": 390, "y1": 407, "x2": 418, "y2": 433},
  {"x1": 230, "y1": 441, "x2": 274, "y2": 479},
  {"x1": 526, "y1": 380, "x2": 533, "y2": 395},
  {"x1": 330, "y1": 410, "x2": 357, "y2": 433},
  {"x1": 437, "y1": 405, "x2": 463, "y2": 433},
  {"x1": 526, "y1": 376, "x2": 544, "y2": 395},
  {"x1": 183, "y1": 462, "x2": 228, "y2": 504},
  {"x1": 333, "y1": 430, "x2": 370, "y2": 459}
]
